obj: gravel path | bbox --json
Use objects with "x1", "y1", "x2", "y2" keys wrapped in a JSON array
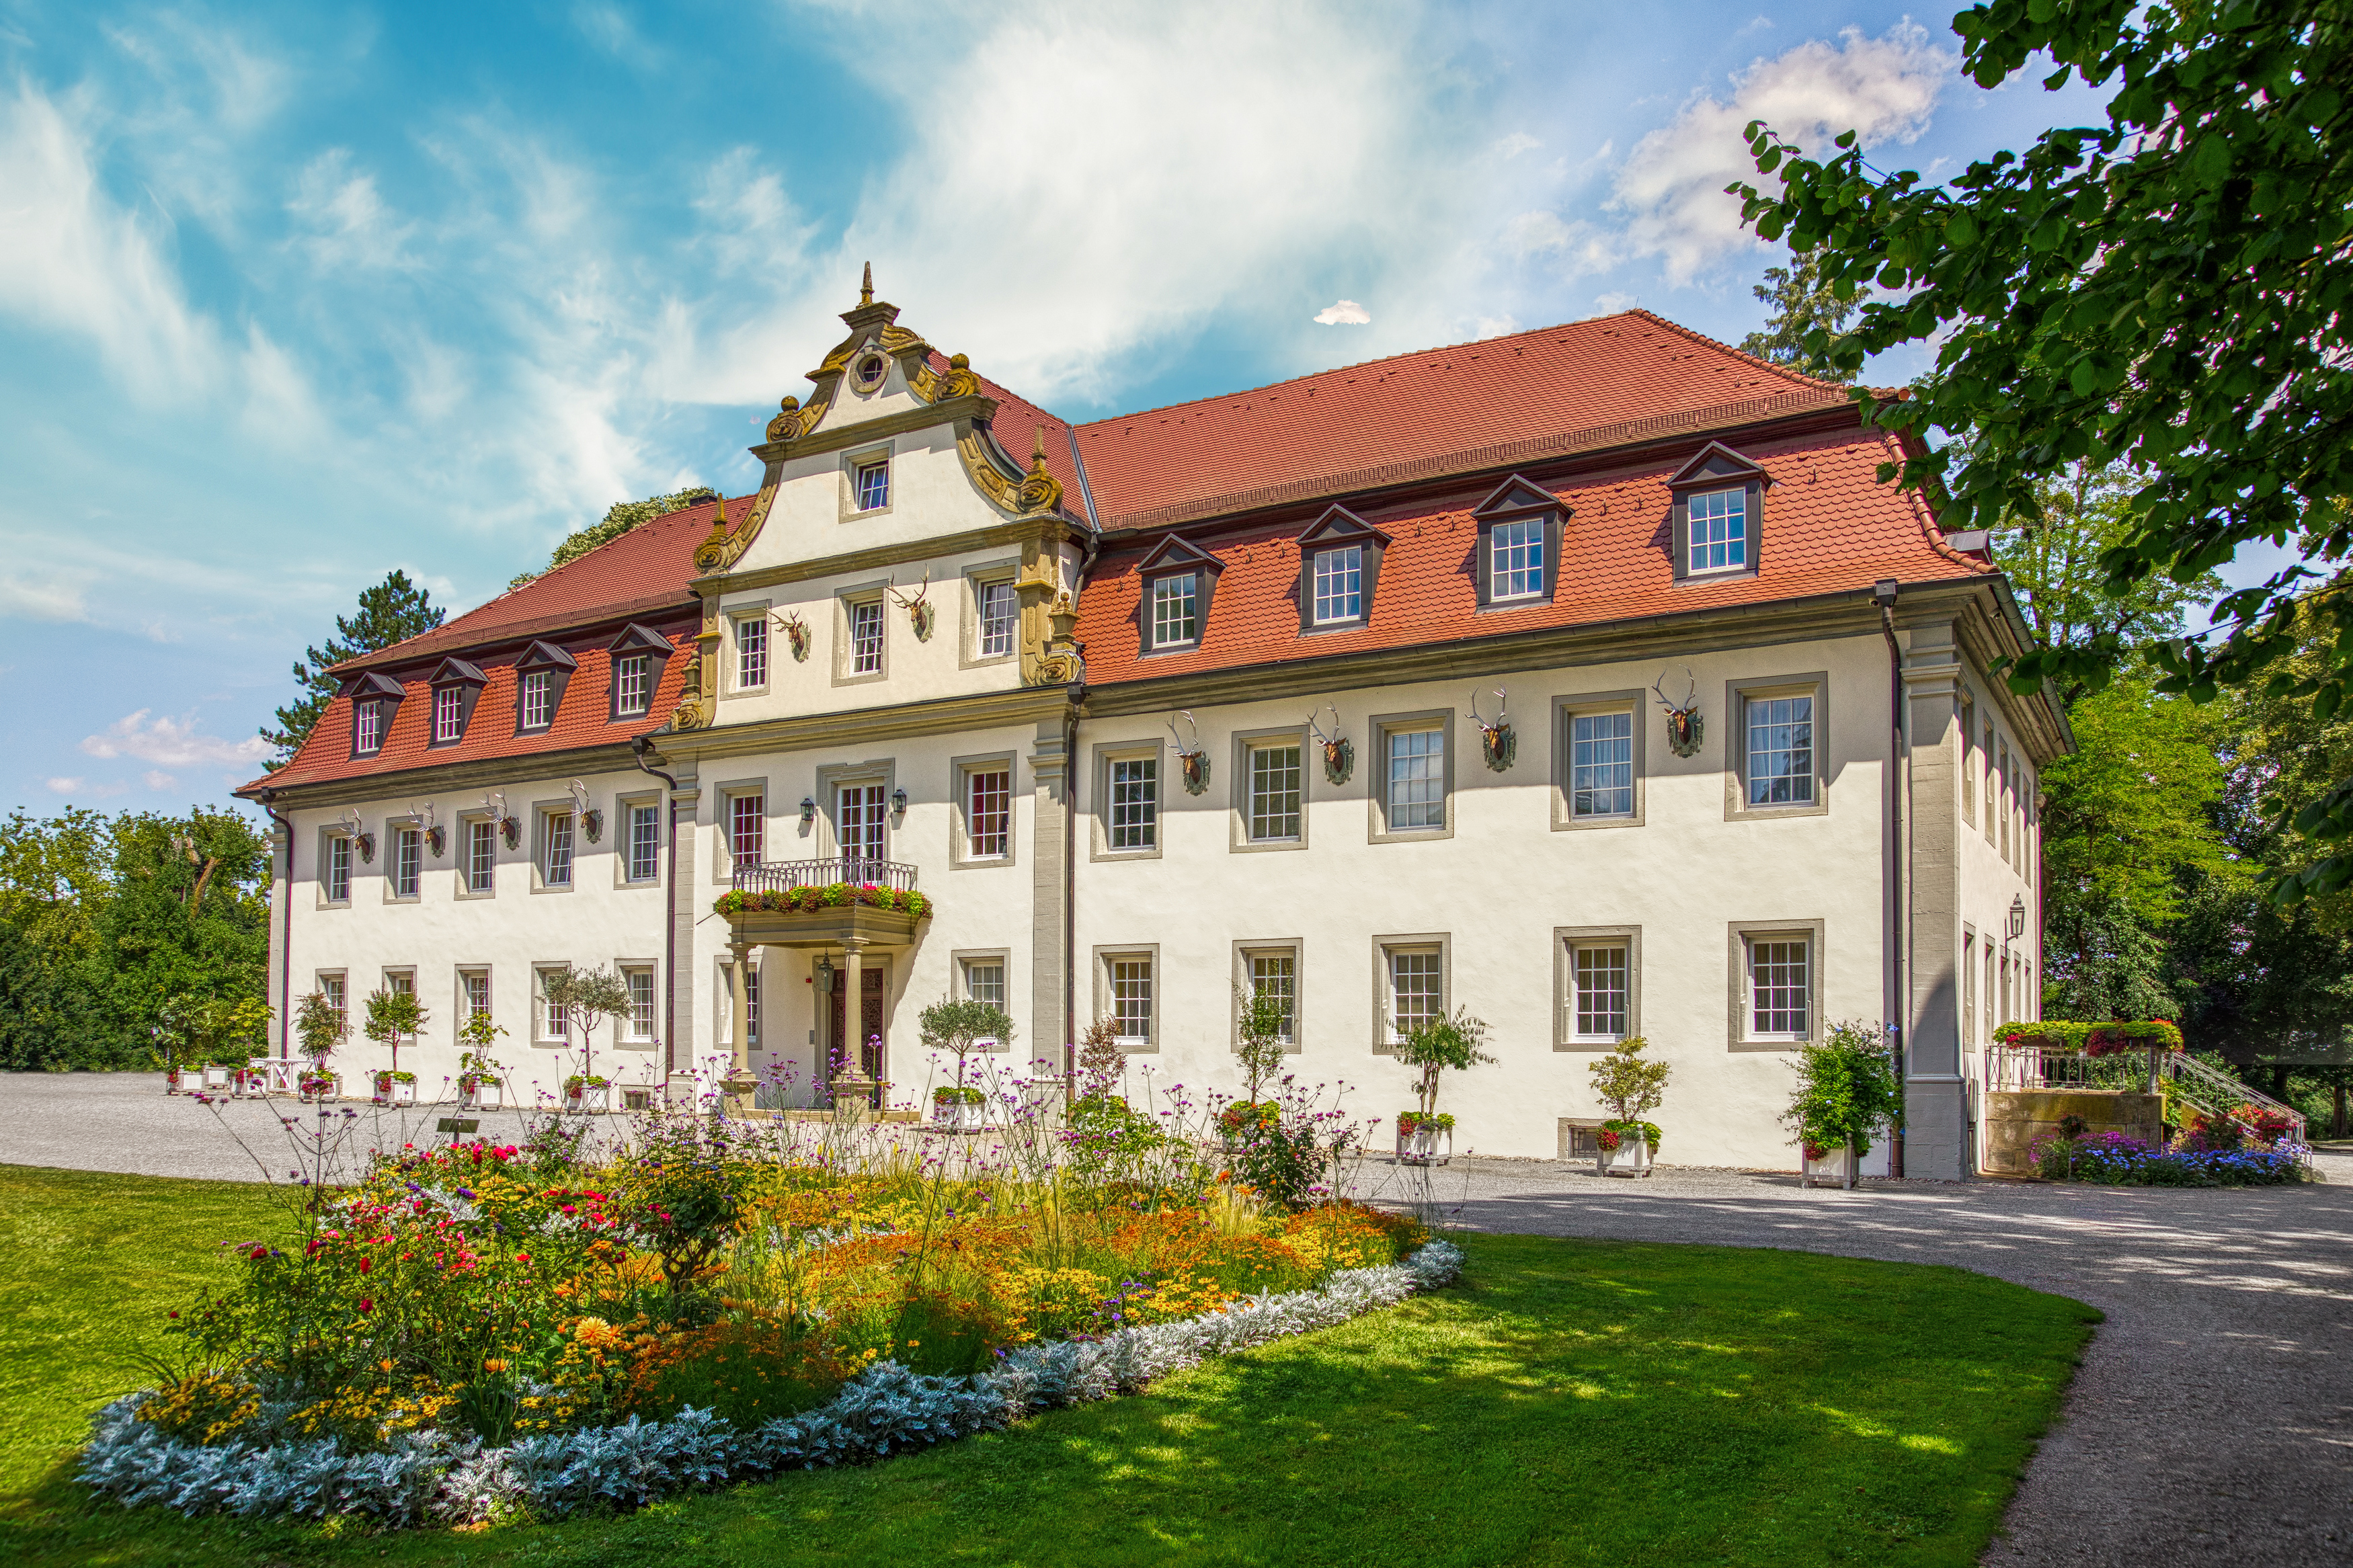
[{"x1": 9, "y1": 1073, "x2": 2350, "y2": 1563}]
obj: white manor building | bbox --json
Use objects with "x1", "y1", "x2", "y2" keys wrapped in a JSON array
[{"x1": 239, "y1": 280, "x2": 2062, "y2": 1177}]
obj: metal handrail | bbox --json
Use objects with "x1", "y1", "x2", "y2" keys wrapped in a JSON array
[
  {"x1": 733, "y1": 857, "x2": 920, "y2": 894},
  {"x1": 2164, "y1": 1050, "x2": 2307, "y2": 1145},
  {"x1": 1985, "y1": 1043, "x2": 2307, "y2": 1146}
]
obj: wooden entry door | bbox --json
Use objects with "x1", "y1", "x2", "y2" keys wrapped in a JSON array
[{"x1": 828, "y1": 965, "x2": 886, "y2": 1083}]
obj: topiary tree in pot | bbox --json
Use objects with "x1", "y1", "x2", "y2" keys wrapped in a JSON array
[
  {"x1": 1393, "y1": 1007, "x2": 1494, "y2": 1161},
  {"x1": 543, "y1": 964, "x2": 633, "y2": 1103},
  {"x1": 361, "y1": 985, "x2": 428, "y2": 1099},
  {"x1": 1587, "y1": 1036, "x2": 1671, "y2": 1174},
  {"x1": 1781, "y1": 1020, "x2": 1902, "y2": 1190},
  {"x1": 292, "y1": 989, "x2": 348, "y2": 1098},
  {"x1": 918, "y1": 995, "x2": 1014, "y2": 1128}
]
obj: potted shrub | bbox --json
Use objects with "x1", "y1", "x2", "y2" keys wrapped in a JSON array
[
  {"x1": 930, "y1": 1083, "x2": 986, "y2": 1132},
  {"x1": 456, "y1": 1010, "x2": 508, "y2": 1111},
  {"x1": 545, "y1": 963, "x2": 633, "y2": 1100},
  {"x1": 1396, "y1": 1110, "x2": 1455, "y2": 1164},
  {"x1": 371, "y1": 1069, "x2": 418, "y2": 1106},
  {"x1": 1587, "y1": 1036, "x2": 1671, "y2": 1178},
  {"x1": 1782, "y1": 1020, "x2": 1903, "y2": 1190},
  {"x1": 362, "y1": 984, "x2": 428, "y2": 1105},
  {"x1": 565, "y1": 1074, "x2": 612, "y2": 1112},
  {"x1": 292, "y1": 989, "x2": 348, "y2": 1106},
  {"x1": 1393, "y1": 1007, "x2": 1494, "y2": 1165}
]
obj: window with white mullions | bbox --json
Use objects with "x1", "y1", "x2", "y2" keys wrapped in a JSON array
[
  {"x1": 1248, "y1": 951, "x2": 1295, "y2": 1044},
  {"x1": 728, "y1": 794, "x2": 764, "y2": 868},
  {"x1": 326, "y1": 835, "x2": 352, "y2": 903},
  {"x1": 1571, "y1": 945, "x2": 1629, "y2": 1039},
  {"x1": 1746, "y1": 694, "x2": 1814, "y2": 806},
  {"x1": 1689, "y1": 488, "x2": 1747, "y2": 571},
  {"x1": 1748, "y1": 938, "x2": 1810, "y2": 1038},
  {"x1": 737, "y1": 617, "x2": 768, "y2": 688},
  {"x1": 544, "y1": 811, "x2": 575, "y2": 887},
  {"x1": 966, "y1": 769, "x2": 1010, "y2": 859},
  {"x1": 855, "y1": 460, "x2": 889, "y2": 511},
  {"x1": 1570, "y1": 711, "x2": 1634, "y2": 818},
  {"x1": 838, "y1": 784, "x2": 887, "y2": 868},
  {"x1": 979, "y1": 580, "x2": 1017, "y2": 658},
  {"x1": 625, "y1": 968, "x2": 655, "y2": 1040},
  {"x1": 1109, "y1": 757, "x2": 1158, "y2": 851},
  {"x1": 541, "y1": 970, "x2": 569, "y2": 1042},
  {"x1": 467, "y1": 821, "x2": 496, "y2": 892},
  {"x1": 1248, "y1": 744, "x2": 1302, "y2": 842},
  {"x1": 850, "y1": 600, "x2": 885, "y2": 674},
  {"x1": 615, "y1": 653, "x2": 651, "y2": 716},
  {"x1": 1490, "y1": 516, "x2": 1544, "y2": 599},
  {"x1": 463, "y1": 971, "x2": 491, "y2": 1024},
  {"x1": 521, "y1": 669, "x2": 553, "y2": 729},
  {"x1": 354, "y1": 700, "x2": 381, "y2": 753},
  {"x1": 1111, "y1": 957, "x2": 1153, "y2": 1044},
  {"x1": 1386, "y1": 729, "x2": 1444, "y2": 830},
  {"x1": 627, "y1": 802, "x2": 660, "y2": 882},
  {"x1": 963, "y1": 960, "x2": 1006, "y2": 1009},
  {"x1": 393, "y1": 827, "x2": 420, "y2": 898},
  {"x1": 1151, "y1": 574, "x2": 1198, "y2": 647},
  {"x1": 433, "y1": 685, "x2": 463, "y2": 742},
  {"x1": 1388, "y1": 948, "x2": 1442, "y2": 1040},
  {"x1": 1312, "y1": 545, "x2": 1363, "y2": 622}
]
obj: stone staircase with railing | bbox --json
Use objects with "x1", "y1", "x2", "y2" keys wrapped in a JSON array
[{"x1": 1985, "y1": 1041, "x2": 2307, "y2": 1148}]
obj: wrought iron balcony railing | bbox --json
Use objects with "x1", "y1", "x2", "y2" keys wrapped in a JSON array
[{"x1": 732, "y1": 856, "x2": 920, "y2": 895}]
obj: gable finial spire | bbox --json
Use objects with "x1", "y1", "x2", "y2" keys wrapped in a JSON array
[
  {"x1": 859, "y1": 261, "x2": 873, "y2": 307},
  {"x1": 1032, "y1": 424, "x2": 1047, "y2": 470}
]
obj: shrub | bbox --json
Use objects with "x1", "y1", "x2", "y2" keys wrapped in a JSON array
[{"x1": 1781, "y1": 1020, "x2": 1901, "y2": 1162}]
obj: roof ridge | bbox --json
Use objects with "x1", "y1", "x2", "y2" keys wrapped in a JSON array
[{"x1": 1622, "y1": 307, "x2": 1847, "y2": 395}]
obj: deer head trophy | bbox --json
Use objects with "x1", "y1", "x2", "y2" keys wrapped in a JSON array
[
  {"x1": 484, "y1": 791, "x2": 520, "y2": 849},
  {"x1": 888, "y1": 571, "x2": 934, "y2": 641},
  {"x1": 411, "y1": 799, "x2": 445, "y2": 858},
  {"x1": 1469, "y1": 688, "x2": 1516, "y2": 771},
  {"x1": 1652, "y1": 668, "x2": 1706, "y2": 757},
  {"x1": 1168, "y1": 711, "x2": 1211, "y2": 794},
  {"x1": 772, "y1": 608, "x2": 810, "y2": 661},
  {"x1": 1306, "y1": 704, "x2": 1353, "y2": 784},
  {"x1": 569, "y1": 778, "x2": 602, "y2": 843},
  {"x1": 340, "y1": 807, "x2": 375, "y2": 864}
]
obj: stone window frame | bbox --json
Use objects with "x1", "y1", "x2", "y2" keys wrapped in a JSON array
[
  {"x1": 1232, "y1": 938, "x2": 1304, "y2": 1056},
  {"x1": 1550, "y1": 689, "x2": 1647, "y2": 832},
  {"x1": 1091, "y1": 943, "x2": 1162, "y2": 1053},
  {"x1": 1468, "y1": 475, "x2": 1565, "y2": 610},
  {"x1": 839, "y1": 440, "x2": 895, "y2": 523},
  {"x1": 383, "y1": 816, "x2": 425, "y2": 905},
  {"x1": 614, "y1": 959, "x2": 660, "y2": 1046},
  {"x1": 456, "y1": 814, "x2": 500, "y2": 900},
  {"x1": 959, "y1": 556, "x2": 1023, "y2": 669},
  {"x1": 1367, "y1": 708, "x2": 1455, "y2": 844},
  {"x1": 831, "y1": 579, "x2": 891, "y2": 688},
  {"x1": 950, "y1": 751, "x2": 1019, "y2": 870},
  {"x1": 1722, "y1": 671, "x2": 1831, "y2": 821},
  {"x1": 727, "y1": 600, "x2": 774, "y2": 697},
  {"x1": 615, "y1": 792, "x2": 663, "y2": 889},
  {"x1": 951, "y1": 948, "x2": 1014, "y2": 1052},
  {"x1": 317, "y1": 827, "x2": 354, "y2": 909},
  {"x1": 532, "y1": 962, "x2": 573, "y2": 1048},
  {"x1": 379, "y1": 966, "x2": 421, "y2": 1048},
  {"x1": 711, "y1": 776, "x2": 770, "y2": 884},
  {"x1": 530, "y1": 799, "x2": 578, "y2": 895},
  {"x1": 1230, "y1": 724, "x2": 1310, "y2": 854},
  {"x1": 1552, "y1": 924, "x2": 1642, "y2": 1050},
  {"x1": 1726, "y1": 917, "x2": 1827, "y2": 1050},
  {"x1": 455, "y1": 966, "x2": 493, "y2": 1036},
  {"x1": 1370, "y1": 932, "x2": 1450, "y2": 1056},
  {"x1": 815, "y1": 757, "x2": 899, "y2": 864},
  {"x1": 314, "y1": 969, "x2": 349, "y2": 1040},
  {"x1": 1667, "y1": 442, "x2": 1770, "y2": 585},
  {"x1": 1089, "y1": 738, "x2": 1166, "y2": 862}
]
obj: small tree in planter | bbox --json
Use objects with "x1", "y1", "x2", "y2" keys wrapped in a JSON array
[
  {"x1": 1393, "y1": 1007, "x2": 1494, "y2": 1163},
  {"x1": 918, "y1": 995, "x2": 1014, "y2": 1130},
  {"x1": 456, "y1": 1008, "x2": 509, "y2": 1109},
  {"x1": 292, "y1": 989, "x2": 347, "y2": 1100},
  {"x1": 545, "y1": 964, "x2": 632, "y2": 1108},
  {"x1": 361, "y1": 986, "x2": 428, "y2": 1104},
  {"x1": 1782, "y1": 1020, "x2": 1902, "y2": 1190},
  {"x1": 1587, "y1": 1036, "x2": 1671, "y2": 1175}
]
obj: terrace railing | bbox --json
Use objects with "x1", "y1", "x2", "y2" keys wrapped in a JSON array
[
  {"x1": 1985, "y1": 1042, "x2": 2307, "y2": 1146},
  {"x1": 733, "y1": 857, "x2": 920, "y2": 895}
]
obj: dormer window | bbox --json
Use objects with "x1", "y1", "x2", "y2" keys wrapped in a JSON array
[
  {"x1": 1134, "y1": 535, "x2": 1224, "y2": 655},
  {"x1": 1313, "y1": 546, "x2": 1362, "y2": 622},
  {"x1": 427, "y1": 657, "x2": 487, "y2": 745},
  {"x1": 520, "y1": 670, "x2": 553, "y2": 729},
  {"x1": 513, "y1": 641, "x2": 576, "y2": 735},
  {"x1": 615, "y1": 653, "x2": 650, "y2": 716},
  {"x1": 346, "y1": 671, "x2": 404, "y2": 759},
  {"x1": 433, "y1": 686, "x2": 463, "y2": 742},
  {"x1": 1295, "y1": 505, "x2": 1388, "y2": 632},
  {"x1": 855, "y1": 459, "x2": 889, "y2": 511},
  {"x1": 1668, "y1": 442, "x2": 1771, "y2": 581},
  {"x1": 1470, "y1": 476, "x2": 1565, "y2": 609},
  {"x1": 354, "y1": 700, "x2": 382, "y2": 754}
]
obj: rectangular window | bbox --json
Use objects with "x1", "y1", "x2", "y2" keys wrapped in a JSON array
[
  {"x1": 627, "y1": 802, "x2": 660, "y2": 882},
  {"x1": 1248, "y1": 951, "x2": 1296, "y2": 1044},
  {"x1": 1312, "y1": 545, "x2": 1363, "y2": 623},
  {"x1": 1963, "y1": 934, "x2": 1978, "y2": 1049},
  {"x1": 463, "y1": 970, "x2": 491, "y2": 1025},
  {"x1": 541, "y1": 969, "x2": 569, "y2": 1042},
  {"x1": 467, "y1": 821, "x2": 496, "y2": 893},
  {"x1": 321, "y1": 974, "x2": 347, "y2": 1034},
  {"x1": 1247, "y1": 743, "x2": 1302, "y2": 843},
  {"x1": 746, "y1": 962, "x2": 760, "y2": 1046},
  {"x1": 1109, "y1": 757, "x2": 1158, "y2": 851},
  {"x1": 544, "y1": 811, "x2": 574, "y2": 888},
  {"x1": 850, "y1": 600, "x2": 885, "y2": 674},
  {"x1": 1960, "y1": 696, "x2": 1977, "y2": 820},
  {"x1": 1983, "y1": 723, "x2": 1997, "y2": 834},
  {"x1": 520, "y1": 669, "x2": 553, "y2": 729},
  {"x1": 963, "y1": 959, "x2": 1006, "y2": 1009},
  {"x1": 1388, "y1": 948, "x2": 1443, "y2": 1040},
  {"x1": 729, "y1": 794, "x2": 764, "y2": 869},
  {"x1": 1570, "y1": 711, "x2": 1634, "y2": 818},
  {"x1": 838, "y1": 784, "x2": 886, "y2": 868},
  {"x1": 624, "y1": 968, "x2": 655, "y2": 1040},
  {"x1": 325, "y1": 835, "x2": 352, "y2": 903},
  {"x1": 1571, "y1": 944, "x2": 1630, "y2": 1039},
  {"x1": 1150, "y1": 574, "x2": 1198, "y2": 648},
  {"x1": 392, "y1": 827, "x2": 420, "y2": 898},
  {"x1": 1386, "y1": 728, "x2": 1444, "y2": 831},
  {"x1": 615, "y1": 653, "x2": 651, "y2": 716},
  {"x1": 354, "y1": 700, "x2": 381, "y2": 753},
  {"x1": 434, "y1": 685, "x2": 463, "y2": 742},
  {"x1": 1111, "y1": 956, "x2": 1154, "y2": 1045},
  {"x1": 1999, "y1": 742, "x2": 2013, "y2": 859},
  {"x1": 967, "y1": 768, "x2": 1010, "y2": 859},
  {"x1": 1689, "y1": 488, "x2": 1748, "y2": 571},
  {"x1": 1748, "y1": 938, "x2": 1811, "y2": 1038},
  {"x1": 1490, "y1": 517, "x2": 1544, "y2": 600},
  {"x1": 979, "y1": 580, "x2": 1017, "y2": 657},
  {"x1": 1746, "y1": 694, "x2": 1815, "y2": 807},
  {"x1": 737, "y1": 617, "x2": 768, "y2": 689},
  {"x1": 855, "y1": 459, "x2": 889, "y2": 511},
  {"x1": 386, "y1": 970, "x2": 417, "y2": 1042}
]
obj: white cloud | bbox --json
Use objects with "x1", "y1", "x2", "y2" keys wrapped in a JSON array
[
  {"x1": 1605, "y1": 23, "x2": 1956, "y2": 284},
  {"x1": 45, "y1": 776, "x2": 82, "y2": 794},
  {"x1": 1594, "y1": 291, "x2": 1638, "y2": 312},
  {"x1": 0, "y1": 573, "x2": 93, "y2": 623},
  {"x1": 1493, "y1": 132, "x2": 1541, "y2": 159},
  {"x1": 143, "y1": 770, "x2": 178, "y2": 791},
  {"x1": 573, "y1": 3, "x2": 662, "y2": 66},
  {"x1": 80, "y1": 710, "x2": 271, "y2": 768},
  {"x1": 1314, "y1": 299, "x2": 1372, "y2": 325},
  {"x1": 1473, "y1": 314, "x2": 1521, "y2": 338},
  {"x1": 287, "y1": 149, "x2": 415, "y2": 270}
]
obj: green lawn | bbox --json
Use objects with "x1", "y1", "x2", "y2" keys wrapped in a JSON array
[{"x1": 0, "y1": 1164, "x2": 2098, "y2": 1568}]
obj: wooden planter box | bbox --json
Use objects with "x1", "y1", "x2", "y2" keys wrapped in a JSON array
[
  {"x1": 372, "y1": 1077, "x2": 417, "y2": 1106},
  {"x1": 566, "y1": 1084, "x2": 611, "y2": 1113},
  {"x1": 930, "y1": 1098, "x2": 987, "y2": 1133},
  {"x1": 1596, "y1": 1137, "x2": 1652, "y2": 1178},
  {"x1": 1396, "y1": 1124, "x2": 1453, "y2": 1165},
  {"x1": 461, "y1": 1079, "x2": 504, "y2": 1112}
]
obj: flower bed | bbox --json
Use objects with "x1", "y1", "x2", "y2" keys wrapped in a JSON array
[
  {"x1": 85, "y1": 1113, "x2": 1439, "y2": 1526},
  {"x1": 715, "y1": 884, "x2": 933, "y2": 920},
  {"x1": 2028, "y1": 1128, "x2": 2312, "y2": 1186}
]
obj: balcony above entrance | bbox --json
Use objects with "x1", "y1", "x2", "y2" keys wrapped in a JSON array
[{"x1": 715, "y1": 858, "x2": 932, "y2": 948}]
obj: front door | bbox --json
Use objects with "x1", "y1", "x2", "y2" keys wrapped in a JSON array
[{"x1": 828, "y1": 964, "x2": 887, "y2": 1094}]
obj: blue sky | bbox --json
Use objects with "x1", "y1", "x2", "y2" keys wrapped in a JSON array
[{"x1": 0, "y1": 0, "x2": 2119, "y2": 818}]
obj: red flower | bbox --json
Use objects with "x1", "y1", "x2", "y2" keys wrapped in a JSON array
[
  {"x1": 358, "y1": 1257, "x2": 372, "y2": 1274},
  {"x1": 358, "y1": 1298, "x2": 374, "y2": 1313}
]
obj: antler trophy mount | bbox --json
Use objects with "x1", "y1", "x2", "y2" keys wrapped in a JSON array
[
  {"x1": 889, "y1": 571, "x2": 934, "y2": 641},
  {"x1": 1306, "y1": 704, "x2": 1353, "y2": 784},
  {"x1": 1652, "y1": 669, "x2": 1706, "y2": 758},
  {"x1": 1469, "y1": 688, "x2": 1516, "y2": 771},
  {"x1": 1168, "y1": 712, "x2": 1211, "y2": 795}
]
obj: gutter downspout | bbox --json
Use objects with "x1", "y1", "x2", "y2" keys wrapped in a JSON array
[
  {"x1": 633, "y1": 737, "x2": 682, "y2": 1092},
  {"x1": 1873, "y1": 580, "x2": 1907, "y2": 1180},
  {"x1": 1060, "y1": 476, "x2": 1103, "y2": 1105},
  {"x1": 259, "y1": 790, "x2": 294, "y2": 1061}
]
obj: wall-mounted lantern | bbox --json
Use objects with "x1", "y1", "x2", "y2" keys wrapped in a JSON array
[
  {"x1": 800, "y1": 796, "x2": 817, "y2": 826},
  {"x1": 890, "y1": 787, "x2": 909, "y2": 820},
  {"x1": 2008, "y1": 894, "x2": 2028, "y2": 940}
]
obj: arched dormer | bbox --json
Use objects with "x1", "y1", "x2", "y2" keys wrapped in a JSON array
[{"x1": 1295, "y1": 504, "x2": 1390, "y2": 632}]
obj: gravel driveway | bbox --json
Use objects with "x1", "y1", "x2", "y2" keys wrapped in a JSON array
[{"x1": 8, "y1": 1072, "x2": 2349, "y2": 1563}]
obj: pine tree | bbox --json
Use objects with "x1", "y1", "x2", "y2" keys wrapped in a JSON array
[
  {"x1": 1737, "y1": 250, "x2": 1866, "y2": 382},
  {"x1": 508, "y1": 486, "x2": 718, "y2": 591},
  {"x1": 260, "y1": 571, "x2": 446, "y2": 766}
]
